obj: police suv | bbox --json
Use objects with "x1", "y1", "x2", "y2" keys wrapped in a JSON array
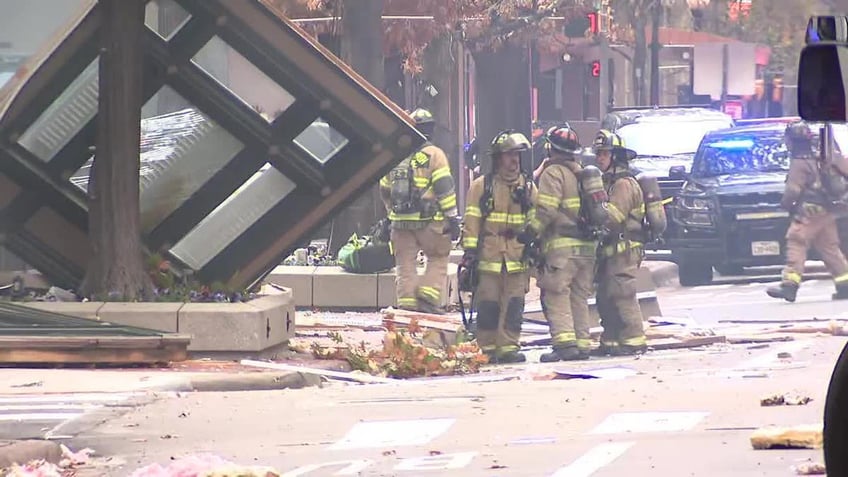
[{"x1": 667, "y1": 119, "x2": 848, "y2": 286}]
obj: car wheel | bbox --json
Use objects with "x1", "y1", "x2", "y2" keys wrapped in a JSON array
[
  {"x1": 678, "y1": 260, "x2": 713, "y2": 286},
  {"x1": 715, "y1": 264, "x2": 744, "y2": 276},
  {"x1": 825, "y1": 340, "x2": 848, "y2": 476}
]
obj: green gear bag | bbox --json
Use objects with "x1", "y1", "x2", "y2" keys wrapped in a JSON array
[{"x1": 337, "y1": 233, "x2": 395, "y2": 274}]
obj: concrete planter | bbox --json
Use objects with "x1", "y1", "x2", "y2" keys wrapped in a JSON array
[
  {"x1": 21, "y1": 288, "x2": 295, "y2": 352},
  {"x1": 266, "y1": 264, "x2": 459, "y2": 309}
]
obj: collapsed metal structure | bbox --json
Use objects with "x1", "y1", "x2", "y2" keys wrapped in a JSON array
[
  {"x1": 0, "y1": 0, "x2": 423, "y2": 363},
  {"x1": 0, "y1": 0, "x2": 423, "y2": 291}
]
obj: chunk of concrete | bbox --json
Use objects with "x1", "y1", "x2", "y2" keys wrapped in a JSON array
[
  {"x1": 313, "y1": 266, "x2": 377, "y2": 308},
  {"x1": 264, "y1": 265, "x2": 315, "y2": 307},
  {"x1": 97, "y1": 302, "x2": 181, "y2": 332},
  {"x1": 0, "y1": 440, "x2": 62, "y2": 468},
  {"x1": 377, "y1": 263, "x2": 459, "y2": 308},
  {"x1": 21, "y1": 302, "x2": 105, "y2": 320},
  {"x1": 178, "y1": 291, "x2": 295, "y2": 352}
]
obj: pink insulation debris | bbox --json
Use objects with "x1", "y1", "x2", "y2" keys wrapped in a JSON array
[{"x1": 128, "y1": 453, "x2": 279, "y2": 477}]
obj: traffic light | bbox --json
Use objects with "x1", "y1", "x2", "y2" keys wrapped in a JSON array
[
  {"x1": 587, "y1": 11, "x2": 599, "y2": 35},
  {"x1": 589, "y1": 60, "x2": 601, "y2": 78},
  {"x1": 564, "y1": 12, "x2": 592, "y2": 38}
]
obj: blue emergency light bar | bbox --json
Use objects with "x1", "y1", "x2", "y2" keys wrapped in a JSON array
[
  {"x1": 806, "y1": 16, "x2": 848, "y2": 44},
  {"x1": 707, "y1": 139, "x2": 754, "y2": 150}
]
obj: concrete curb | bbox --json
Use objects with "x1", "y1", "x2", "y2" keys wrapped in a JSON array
[
  {"x1": 644, "y1": 261, "x2": 679, "y2": 288},
  {"x1": 144, "y1": 371, "x2": 324, "y2": 393},
  {"x1": 0, "y1": 440, "x2": 61, "y2": 468}
]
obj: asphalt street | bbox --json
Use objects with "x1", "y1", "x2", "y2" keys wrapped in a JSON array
[
  {"x1": 71, "y1": 336, "x2": 839, "y2": 476},
  {"x1": 6, "y1": 265, "x2": 846, "y2": 476}
]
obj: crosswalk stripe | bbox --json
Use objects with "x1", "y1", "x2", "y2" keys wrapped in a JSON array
[
  {"x1": 0, "y1": 404, "x2": 94, "y2": 411},
  {"x1": 0, "y1": 412, "x2": 82, "y2": 421},
  {"x1": 0, "y1": 393, "x2": 137, "y2": 405}
]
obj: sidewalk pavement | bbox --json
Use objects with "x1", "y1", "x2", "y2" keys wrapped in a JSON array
[{"x1": 642, "y1": 260, "x2": 679, "y2": 288}]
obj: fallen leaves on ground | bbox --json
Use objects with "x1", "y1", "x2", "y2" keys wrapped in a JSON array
[{"x1": 307, "y1": 320, "x2": 488, "y2": 378}]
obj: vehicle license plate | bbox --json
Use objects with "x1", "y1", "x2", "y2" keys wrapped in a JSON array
[{"x1": 751, "y1": 241, "x2": 780, "y2": 256}]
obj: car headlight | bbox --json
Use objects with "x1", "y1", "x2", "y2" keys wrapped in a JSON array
[
  {"x1": 679, "y1": 212, "x2": 712, "y2": 226},
  {"x1": 679, "y1": 197, "x2": 711, "y2": 210}
]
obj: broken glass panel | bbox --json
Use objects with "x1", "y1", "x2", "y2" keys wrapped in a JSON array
[
  {"x1": 69, "y1": 86, "x2": 244, "y2": 233},
  {"x1": 192, "y1": 35, "x2": 295, "y2": 122},
  {"x1": 168, "y1": 163, "x2": 297, "y2": 271},
  {"x1": 294, "y1": 118, "x2": 349, "y2": 164},
  {"x1": 144, "y1": 0, "x2": 191, "y2": 41},
  {"x1": 17, "y1": 57, "x2": 98, "y2": 162}
]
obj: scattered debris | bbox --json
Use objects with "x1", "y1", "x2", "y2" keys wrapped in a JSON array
[
  {"x1": 793, "y1": 462, "x2": 826, "y2": 475},
  {"x1": 382, "y1": 450, "x2": 396, "y2": 456},
  {"x1": 750, "y1": 425, "x2": 822, "y2": 450},
  {"x1": 1, "y1": 445, "x2": 94, "y2": 477},
  {"x1": 777, "y1": 352, "x2": 793, "y2": 359},
  {"x1": 58, "y1": 444, "x2": 94, "y2": 468},
  {"x1": 128, "y1": 453, "x2": 280, "y2": 477},
  {"x1": 760, "y1": 393, "x2": 812, "y2": 407},
  {"x1": 241, "y1": 359, "x2": 400, "y2": 384},
  {"x1": 552, "y1": 366, "x2": 638, "y2": 381},
  {"x1": 10, "y1": 381, "x2": 42, "y2": 388}
]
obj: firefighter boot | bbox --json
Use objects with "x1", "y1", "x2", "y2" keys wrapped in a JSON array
[
  {"x1": 497, "y1": 351, "x2": 526, "y2": 364},
  {"x1": 615, "y1": 343, "x2": 648, "y2": 356},
  {"x1": 833, "y1": 284, "x2": 848, "y2": 300},
  {"x1": 416, "y1": 299, "x2": 446, "y2": 315},
  {"x1": 766, "y1": 283, "x2": 799, "y2": 303},
  {"x1": 540, "y1": 345, "x2": 586, "y2": 363}
]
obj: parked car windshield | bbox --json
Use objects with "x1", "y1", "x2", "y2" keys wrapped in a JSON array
[
  {"x1": 692, "y1": 132, "x2": 790, "y2": 177},
  {"x1": 617, "y1": 119, "x2": 732, "y2": 157}
]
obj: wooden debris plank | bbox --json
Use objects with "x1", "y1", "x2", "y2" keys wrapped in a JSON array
[
  {"x1": 0, "y1": 344, "x2": 187, "y2": 365},
  {"x1": 750, "y1": 425, "x2": 822, "y2": 450},
  {"x1": 726, "y1": 334, "x2": 795, "y2": 344},
  {"x1": 0, "y1": 336, "x2": 190, "y2": 349},
  {"x1": 648, "y1": 335, "x2": 726, "y2": 350},
  {"x1": 382, "y1": 308, "x2": 464, "y2": 325}
]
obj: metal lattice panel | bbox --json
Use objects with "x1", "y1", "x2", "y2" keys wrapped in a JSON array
[{"x1": 0, "y1": 0, "x2": 423, "y2": 291}]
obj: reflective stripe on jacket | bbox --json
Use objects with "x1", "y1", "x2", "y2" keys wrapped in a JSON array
[{"x1": 462, "y1": 173, "x2": 538, "y2": 273}]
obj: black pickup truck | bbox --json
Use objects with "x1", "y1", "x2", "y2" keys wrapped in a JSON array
[
  {"x1": 600, "y1": 107, "x2": 735, "y2": 251},
  {"x1": 668, "y1": 121, "x2": 848, "y2": 286}
]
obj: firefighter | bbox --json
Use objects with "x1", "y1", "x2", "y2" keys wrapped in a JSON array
[
  {"x1": 379, "y1": 108, "x2": 461, "y2": 313},
  {"x1": 767, "y1": 121, "x2": 848, "y2": 302},
  {"x1": 461, "y1": 130, "x2": 538, "y2": 364},
  {"x1": 534, "y1": 125, "x2": 598, "y2": 362},
  {"x1": 592, "y1": 130, "x2": 649, "y2": 356}
]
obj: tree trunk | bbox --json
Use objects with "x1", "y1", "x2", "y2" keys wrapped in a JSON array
[
  {"x1": 632, "y1": 18, "x2": 648, "y2": 106},
  {"x1": 422, "y1": 34, "x2": 459, "y2": 177},
  {"x1": 81, "y1": 0, "x2": 153, "y2": 301},
  {"x1": 471, "y1": 42, "x2": 532, "y2": 174},
  {"x1": 327, "y1": 0, "x2": 385, "y2": 255}
]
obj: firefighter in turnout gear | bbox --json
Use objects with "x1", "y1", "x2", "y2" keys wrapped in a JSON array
[
  {"x1": 592, "y1": 130, "x2": 649, "y2": 356},
  {"x1": 767, "y1": 122, "x2": 848, "y2": 302},
  {"x1": 379, "y1": 108, "x2": 460, "y2": 314},
  {"x1": 461, "y1": 130, "x2": 538, "y2": 364},
  {"x1": 534, "y1": 125, "x2": 597, "y2": 362}
]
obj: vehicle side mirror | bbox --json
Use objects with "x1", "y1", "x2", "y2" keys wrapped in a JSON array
[
  {"x1": 669, "y1": 165, "x2": 688, "y2": 180},
  {"x1": 798, "y1": 43, "x2": 848, "y2": 122}
]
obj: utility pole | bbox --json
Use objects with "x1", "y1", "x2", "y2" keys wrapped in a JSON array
[{"x1": 649, "y1": 0, "x2": 662, "y2": 105}]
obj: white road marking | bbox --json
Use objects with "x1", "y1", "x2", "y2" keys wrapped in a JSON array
[
  {"x1": 550, "y1": 442, "x2": 634, "y2": 477},
  {"x1": 0, "y1": 412, "x2": 82, "y2": 421},
  {"x1": 329, "y1": 418, "x2": 455, "y2": 450},
  {"x1": 0, "y1": 404, "x2": 94, "y2": 411},
  {"x1": 0, "y1": 393, "x2": 137, "y2": 404},
  {"x1": 590, "y1": 411, "x2": 709, "y2": 434}
]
